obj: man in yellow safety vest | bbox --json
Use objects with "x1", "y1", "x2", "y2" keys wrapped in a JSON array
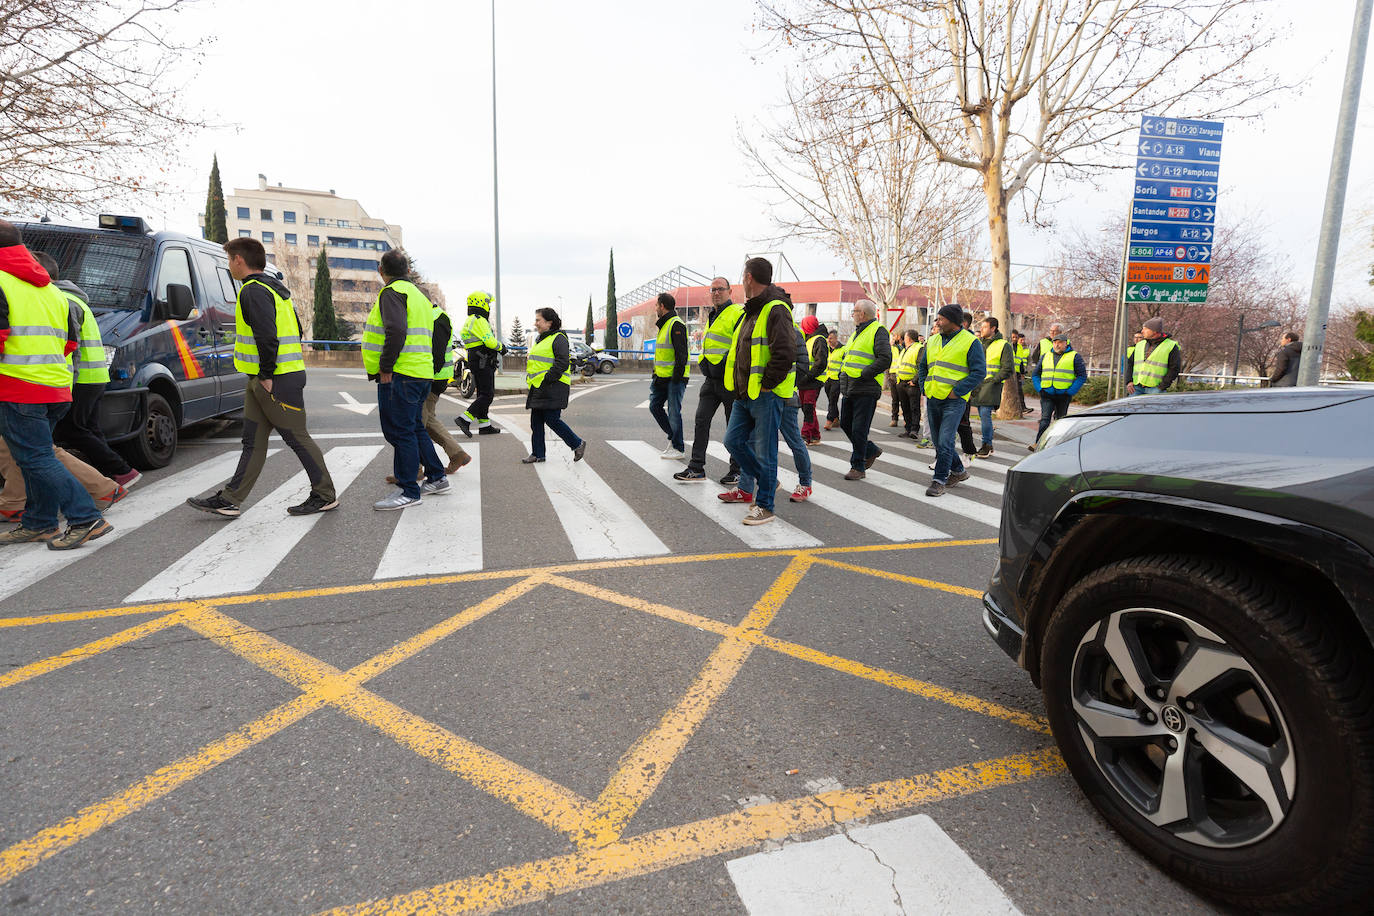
[
  {"x1": 649, "y1": 292, "x2": 690, "y2": 460},
  {"x1": 675, "y1": 278, "x2": 742, "y2": 483},
  {"x1": 916, "y1": 304, "x2": 987, "y2": 496},
  {"x1": 1031, "y1": 332, "x2": 1087, "y2": 447},
  {"x1": 1126, "y1": 316, "x2": 1182, "y2": 396}
]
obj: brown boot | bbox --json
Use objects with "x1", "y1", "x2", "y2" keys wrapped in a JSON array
[{"x1": 446, "y1": 453, "x2": 472, "y2": 474}]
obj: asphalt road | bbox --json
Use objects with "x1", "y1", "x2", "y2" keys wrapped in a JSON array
[{"x1": 0, "y1": 370, "x2": 1218, "y2": 914}]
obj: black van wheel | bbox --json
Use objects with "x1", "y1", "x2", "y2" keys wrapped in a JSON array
[
  {"x1": 121, "y1": 392, "x2": 177, "y2": 470},
  {"x1": 1039, "y1": 554, "x2": 1374, "y2": 911}
]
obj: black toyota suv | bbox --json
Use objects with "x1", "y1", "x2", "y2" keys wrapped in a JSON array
[{"x1": 983, "y1": 387, "x2": 1374, "y2": 912}]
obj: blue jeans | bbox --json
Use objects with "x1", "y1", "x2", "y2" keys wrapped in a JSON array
[
  {"x1": 378, "y1": 375, "x2": 445, "y2": 499},
  {"x1": 530, "y1": 407, "x2": 582, "y2": 459},
  {"x1": 0, "y1": 400, "x2": 101, "y2": 531},
  {"x1": 1129, "y1": 385, "x2": 1162, "y2": 396},
  {"x1": 648, "y1": 378, "x2": 687, "y2": 451},
  {"x1": 742, "y1": 401, "x2": 811, "y2": 494},
  {"x1": 977, "y1": 405, "x2": 994, "y2": 447},
  {"x1": 926, "y1": 397, "x2": 967, "y2": 484},
  {"x1": 724, "y1": 394, "x2": 783, "y2": 511}
]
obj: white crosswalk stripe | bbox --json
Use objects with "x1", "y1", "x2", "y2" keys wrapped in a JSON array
[
  {"x1": 811, "y1": 440, "x2": 1006, "y2": 497},
  {"x1": 374, "y1": 444, "x2": 483, "y2": 580},
  {"x1": 610, "y1": 441, "x2": 821, "y2": 549},
  {"x1": 0, "y1": 449, "x2": 267, "y2": 604},
  {"x1": 705, "y1": 443, "x2": 951, "y2": 542},
  {"x1": 126, "y1": 445, "x2": 381, "y2": 603},
  {"x1": 848, "y1": 434, "x2": 1014, "y2": 476}
]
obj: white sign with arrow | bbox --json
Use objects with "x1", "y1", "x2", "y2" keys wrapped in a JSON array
[{"x1": 335, "y1": 391, "x2": 376, "y2": 416}]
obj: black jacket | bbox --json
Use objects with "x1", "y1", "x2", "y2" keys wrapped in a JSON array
[
  {"x1": 839, "y1": 318, "x2": 893, "y2": 398},
  {"x1": 1270, "y1": 340, "x2": 1302, "y2": 387},
  {"x1": 653, "y1": 308, "x2": 689, "y2": 381},
  {"x1": 239, "y1": 273, "x2": 299, "y2": 379},
  {"x1": 430, "y1": 311, "x2": 454, "y2": 395},
  {"x1": 525, "y1": 330, "x2": 571, "y2": 411},
  {"x1": 797, "y1": 334, "x2": 829, "y2": 390}
]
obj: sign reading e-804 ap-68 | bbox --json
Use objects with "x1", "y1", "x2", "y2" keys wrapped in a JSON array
[{"x1": 1126, "y1": 115, "x2": 1223, "y2": 304}]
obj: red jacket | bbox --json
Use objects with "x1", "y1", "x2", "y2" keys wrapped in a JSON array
[{"x1": 0, "y1": 244, "x2": 78, "y2": 403}]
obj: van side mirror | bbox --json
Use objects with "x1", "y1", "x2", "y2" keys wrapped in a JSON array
[{"x1": 166, "y1": 283, "x2": 196, "y2": 320}]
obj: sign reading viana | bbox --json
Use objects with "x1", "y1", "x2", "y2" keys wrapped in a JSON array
[{"x1": 1126, "y1": 116, "x2": 1223, "y2": 305}]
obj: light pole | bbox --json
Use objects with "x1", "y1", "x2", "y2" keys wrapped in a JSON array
[
  {"x1": 1234, "y1": 313, "x2": 1281, "y2": 379},
  {"x1": 490, "y1": 0, "x2": 503, "y2": 355}
]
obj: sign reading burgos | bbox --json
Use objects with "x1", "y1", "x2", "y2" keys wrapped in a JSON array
[{"x1": 1126, "y1": 116, "x2": 1223, "y2": 305}]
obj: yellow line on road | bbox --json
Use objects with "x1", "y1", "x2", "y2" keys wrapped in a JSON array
[
  {"x1": 0, "y1": 610, "x2": 188, "y2": 692},
  {"x1": 809, "y1": 554, "x2": 985, "y2": 598},
  {"x1": 574, "y1": 555, "x2": 814, "y2": 849},
  {"x1": 319, "y1": 747, "x2": 1066, "y2": 916},
  {"x1": 0, "y1": 606, "x2": 179, "y2": 628}
]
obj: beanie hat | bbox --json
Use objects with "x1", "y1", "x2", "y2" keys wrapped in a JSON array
[
  {"x1": 937, "y1": 303, "x2": 963, "y2": 325},
  {"x1": 1143, "y1": 317, "x2": 1164, "y2": 334},
  {"x1": 800, "y1": 315, "x2": 819, "y2": 335}
]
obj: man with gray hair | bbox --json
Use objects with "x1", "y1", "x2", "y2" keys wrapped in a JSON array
[
  {"x1": 1035, "y1": 322, "x2": 1065, "y2": 366},
  {"x1": 837, "y1": 299, "x2": 892, "y2": 480}
]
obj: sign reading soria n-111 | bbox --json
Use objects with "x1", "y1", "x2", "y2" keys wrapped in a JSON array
[{"x1": 1126, "y1": 115, "x2": 1223, "y2": 304}]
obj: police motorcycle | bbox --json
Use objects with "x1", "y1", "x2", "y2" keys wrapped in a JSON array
[{"x1": 452, "y1": 345, "x2": 477, "y2": 398}]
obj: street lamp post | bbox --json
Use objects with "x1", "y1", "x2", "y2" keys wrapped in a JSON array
[
  {"x1": 490, "y1": 0, "x2": 503, "y2": 358},
  {"x1": 1234, "y1": 312, "x2": 1281, "y2": 379}
]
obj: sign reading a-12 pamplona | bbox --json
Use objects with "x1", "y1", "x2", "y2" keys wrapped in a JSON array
[{"x1": 1126, "y1": 116, "x2": 1223, "y2": 305}]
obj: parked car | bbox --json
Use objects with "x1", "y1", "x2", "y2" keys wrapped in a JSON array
[
  {"x1": 982, "y1": 387, "x2": 1374, "y2": 912},
  {"x1": 571, "y1": 341, "x2": 618, "y2": 374}
]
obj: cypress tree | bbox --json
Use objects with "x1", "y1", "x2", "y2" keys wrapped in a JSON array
[
  {"x1": 311, "y1": 248, "x2": 338, "y2": 350},
  {"x1": 203, "y1": 154, "x2": 228, "y2": 243},
  {"x1": 585, "y1": 295, "x2": 594, "y2": 347},
  {"x1": 605, "y1": 248, "x2": 618, "y2": 353}
]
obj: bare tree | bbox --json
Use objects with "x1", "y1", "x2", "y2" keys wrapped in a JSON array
[
  {"x1": 761, "y1": 0, "x2": 1286, "y2": 414},
  {"x1": 271, "y1": 242, "x2": 318, "y2": 341},
  {"x1": 0, "y1": 0, "x2": 207, "y2": 214},
  {"x1": 929, "y1": 219, "x2": 989, "y2": 310}
]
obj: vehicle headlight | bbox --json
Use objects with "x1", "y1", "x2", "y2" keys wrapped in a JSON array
[{"x1": 1037, "y1": 415, "x2": 1120, "y2": 451}]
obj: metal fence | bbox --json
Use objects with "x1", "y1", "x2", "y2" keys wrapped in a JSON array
[{"x1": 1082, "y1": 367, "x2": 1369, "y2": 389}]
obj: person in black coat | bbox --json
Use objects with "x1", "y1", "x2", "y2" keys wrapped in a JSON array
[
  {"x1": 522, "y1": 307, "x2": 586, "y2": 464},
  {"x1": 1269, "y1": 332, "x2": 1302, "y2": 387}
]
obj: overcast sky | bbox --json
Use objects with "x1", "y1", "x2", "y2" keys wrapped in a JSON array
[{"x1": 146, "y1": 0, "x2": 1374, "y2": 327}]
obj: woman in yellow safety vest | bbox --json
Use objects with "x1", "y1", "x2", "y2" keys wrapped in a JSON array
[{"x1": 522, "y1": 307, "x2": 586, "y2": 464}]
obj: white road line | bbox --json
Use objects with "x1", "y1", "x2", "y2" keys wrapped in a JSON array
[
  {"x1": 495, "y1": 419, "x2": 668, "y2": 561},
  {"x1": 727, "y1": 812, "x2": 1021, "y2": 916},
  {"x1": 789, "y1": 444, "x2": 1002, "y2": 528},
  {"x1": 823, "y1": 435, "x2": 1013, "y2": 477},
  {"x1": 706, "y1": 443, "x2": 948, "y2": 542},
  {"x1": 0, "y1": 450, "x2": 263, "y2": 605},
  {"x1": 374, "y1": 444, "x2": 482, "y2": 580},
  {"x1": 126, "y1": 445, "x2": 381, "y2": 603},
  {"x1": 611, "y1": 441, "x2": 821, "y2": 549}
]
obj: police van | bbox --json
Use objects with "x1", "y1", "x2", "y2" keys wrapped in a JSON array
[{"x1": 17, "y1": 215, "x2": 267, "y2": 468}]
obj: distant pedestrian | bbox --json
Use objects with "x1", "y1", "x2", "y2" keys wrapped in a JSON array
[
  {"x1": 648, "y1": 292, "x2": 689, "y2": 460},
  {"x1": 413, "y1": 300, "x2": 471, "y2": 479},
  {"x1": 187, "y1": 237, "x2": 336, "y2": 519},
  {"x1": 916, "y1": 303, "x2": 985, "y2": 497},
  {"x1": 838, "y1": 299, "x2": 892, "y2": 480},
  {"x1": 971, "y1": 316, "x2": 1013, "y2": 458},
  {"x1": 456, "y1": 290, "x2": 503, "y2": 436},
  {"x1": 0, "y1": 219, "x2": 111, "y2": 549},
  {"x1": 366, "y1": 249, "x2": 446, "y2": 510},
  {"x1": 721, "y1": 257, "x2": 796, "y2": 526},
  {"x1": 894, "y1": 329, "x2": 922, "y2": 440},
  {"x1": 1269, "y1": 331, "x2": 1302, "y2": 387},
  {"x1": 887, "y1": 332, "x2": 903, "y2": 427},
  {"x1": 676, "y1": 279, "x2": 743, "y2": 484},
  {"x1": 522, "y1": 307, "x2": 586, "y2": 464},
  {"x1": 822, "y1": 328, "x2": 844, "y2": 428},
  {"x1": 1035, "y1": 322, "x2": 1065, "y2": 365},
  {"x1": 796, "y1": 315, "x2": 828, "y2": 445},
  {"x1": 1031, "y1": 333, "x2": 1086, "y2": 446},
  {"x1": 1126, "y1": 317, "x2": 1181, "y2": 395}
]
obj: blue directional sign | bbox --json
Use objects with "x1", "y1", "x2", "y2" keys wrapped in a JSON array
[
  {"x1": 617, "y1": 321, "x2": 633, "y2": 339},
  {"x1": 1127, "y1": 115, "x2": 1223, "y2": 303}
]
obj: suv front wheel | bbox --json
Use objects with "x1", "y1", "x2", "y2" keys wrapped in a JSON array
[{"x1": 1040, "y1": 554, "x2": 1374, "y2": 911}]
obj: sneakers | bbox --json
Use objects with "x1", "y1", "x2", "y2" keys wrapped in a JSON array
[
  {"x1": 976, "y1": 444, "x2": 994, "y2": 458},
  {"x1": 420, "y1": 477, "x2": 451, "y2": 495},
  {"x1": 719, "y1": 471, "x2": 740, "y2": 487},
  {"x1": 48, "y1": 518, "x2": 113, "y2": 550},
  {"x1": 187, "y1": 491, "x2": 240, "y2": 518},
  {"x1": 865, "y1": 448, "x2": 882, "y2": 469},
  {"x1": 521, "y1": 455, "x2": 546, "y2": 463},
  {"x1": 888, "y1": 419, "x2": 898, "y2": 427},
  {"x1": 790, "y1": 485, "x2": 812, "y2": 502},
  {"x1": 660, "y1": 447, "x2": 685, "y2": 460},
  {"x1": 916, "y1": 437, "x2": 932, "y2": 448},
  {"x1": 823, "y1": 419, "x2": 836, "y2": 430},
  {"x1": 573, "y1": 442, "x2": 587, "y2": 462},
  {"x1": 288, "y1": 493, "x2": 339, "y2": 516},
  {"x1": 717, "y1": 487, "x2": 753, "y2": 503},
  {"x1": 742, "y1": 505, "x2": 774, "y2": 526},
  {"x1": 97, "y1": 484, "x2": 128, "y2": 509},
  {"x1": 928, "y1": 461, "x2": 937, "y2": 470},
  {"x1": 0, "y1": 525, "x2": 56, "y2": 545},
  {"x1": 446, "y1": 453, "x2": 472, "y2": 473},
  {"x1": 925, "y1": 481, "x2": 947, "y2": 497},
  {"x1": 373, "y1": 491, "x2": 422, "y2": 511},
  {"x1": 113, "y1": 469, "x2": 142, "y2": 489},
  {"x1": 673, "y1": 468, "x2": 707, "y2": 482},
  {"x1": 477, "y1": 425, "x2": 502, "y2": 435},
  {"x1": 948, "y1": 470, "x2": 970, "y2": 487},
  {"x1": 454, "y1": 415, "x2": 473, "y2": 437},
  {"x1": 843, "y1": 468, "x2": 865, "y2": 480}
]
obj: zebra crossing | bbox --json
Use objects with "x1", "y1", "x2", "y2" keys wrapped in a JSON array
[{"x1": 0, "y1": 430, "x2": 1014, "y2": 609}]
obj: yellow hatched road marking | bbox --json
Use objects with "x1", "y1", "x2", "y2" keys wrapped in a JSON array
[
  {"x1": 0, "y1": 609, "x2": 188, "y2": 692},
  {"x1": 318, "y1": 747, "x2": 1066, "y2": 916},
  {"x1": 809, "y1": 554, "x2": 985, "y2": 598}
]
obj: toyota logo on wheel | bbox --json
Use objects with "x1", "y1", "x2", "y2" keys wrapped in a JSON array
[{"x1": 1161, "y1": 705, "x2": 1186, "y2": 733}]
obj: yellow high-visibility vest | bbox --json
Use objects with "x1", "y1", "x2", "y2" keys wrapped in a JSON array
[
  {"x1": 233, "y1": 279, "x2": 305, "y2": 376},
  {"x1": 362, "y1": 279, "x2": 434, "y2": 378}
]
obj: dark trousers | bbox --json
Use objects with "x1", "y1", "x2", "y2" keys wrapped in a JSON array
[
  {"x1": 54, "y1": 383, "x2": 131, "y2": 478},
  {"x1": 225, "y1": 377, "x2": 335, "y2": 506},
  {"x1": 839, "y1": 393, "x2": 881, "y2": 470},
  {"x1": 466, "y1": 364, "x2": 496, "y2": 423},
  {"x1": 957, "y1": 401, "x2": 976, "y2": 454},
  {"x1": 1036, "y1": 393, "x2": 1072, "y2": 440},
  {"x1": 378, "y1": 375, "x2": 444, "y2": 499},
  {"x1": 894, "y1": 381, "x2": 920, "y2": 434},
  {"x1": 530, "y1": 408, "x2": 581, "y2": 459},
  {"x1": 824, "y1": 379, "x2": 841, "y2": 421},
  {"x1": 687, "y1": 375, "x2": 739, "y2": 476},
  {"x1": 888, "y1": 374, "x2": 901, "y2": 421},
  {"x1": 648, "y1": 377, "x2": 687, "y2": 452}
]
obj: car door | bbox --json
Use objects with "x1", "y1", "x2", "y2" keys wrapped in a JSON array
[
  {"x1": 194, "y1": 249, "x2": 246, "y2": 411},
  {"x1": 153, "y1": 244, "x2": 218, "y2": 422}
]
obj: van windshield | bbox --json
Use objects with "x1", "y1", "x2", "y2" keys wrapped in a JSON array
[{"x1": 19, "y1": 226, "x2": 154, "y2": 311}]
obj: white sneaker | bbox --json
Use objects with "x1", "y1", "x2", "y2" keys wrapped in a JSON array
[
  {"x1": 373, "y1": 491, "x2": 422, "y2": 511},
  {"x1": 660, "y1": 447, "x2": 686, "y2": 460},
  {"x1": 420, "y1": 477, "x2": 451, "y2": 495}
]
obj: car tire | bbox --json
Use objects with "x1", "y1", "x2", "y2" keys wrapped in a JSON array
[
  {"x1": 598, "y1": 362, "x2": 614, "y2": 375},
  {"x1": 120, "y1": 391, "x2": 177, "y2": 470},
  {"x1": 1039, "y1": 554, "x2": 1374, "y2": 911}
]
